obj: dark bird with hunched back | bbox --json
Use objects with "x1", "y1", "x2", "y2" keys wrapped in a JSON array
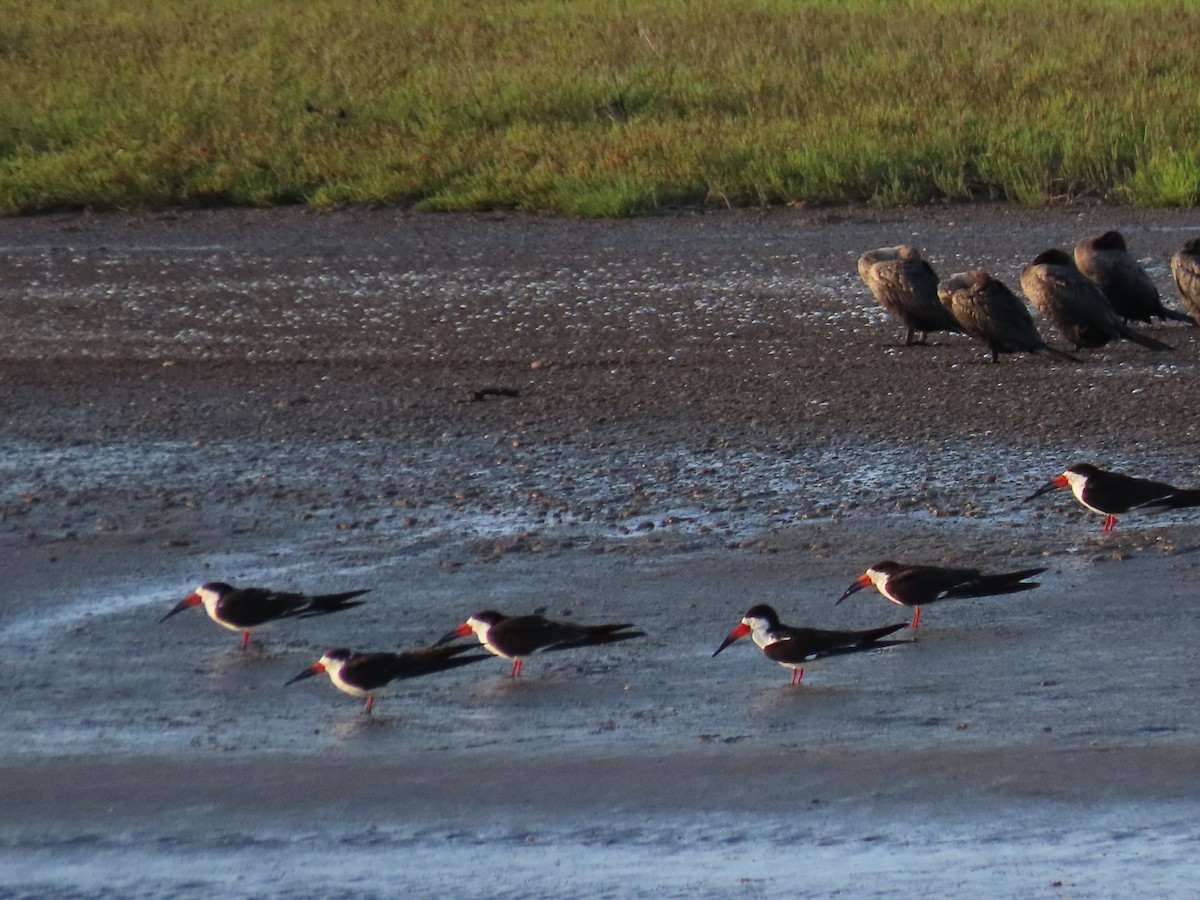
[
  {"x1": 1170, "y1": 237, "x2": 1200, "y2": 323},
  {"x1": 160, "y1": 581, "x2": 370, "y2": 649},
  {"x1": 1074, "y1": 231, "x2": 1195, "y2": 325},
  {"x1": 437, "y1": 610, "x2": 645, "y2": 678},
  {"x1": 1026, "y1": 462, "x2": 1200, "y2": 532},
  {"x1": 712, "y1": 604, "x2": 909, "y2": 685},
  {"x1": 286, "y1": 645, "x2": 491, "y2": 714},
  {"x1": 937, "y1": 269, "x2": 1078, "y2": 363},
  {"x1": 835, "y1": 562, "x2": 1046, "y2": 629},
  {"x1": 1019, "y1": 249, "x2": 1173, "y2": 352},
  {"x1": 858, "y1": 245, "x2": 962, "y2": 346}
]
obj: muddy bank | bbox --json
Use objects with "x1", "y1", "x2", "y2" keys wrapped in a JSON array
[{"x1": 1, "y1": 204, "x2": 1198, "y2": 455}]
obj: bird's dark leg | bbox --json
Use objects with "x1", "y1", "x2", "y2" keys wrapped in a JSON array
[{"x1": 790, "y1": 667, "x2": 805, "y2": 685}]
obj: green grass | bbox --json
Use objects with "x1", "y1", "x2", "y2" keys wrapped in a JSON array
[{"x1": 2, "y1": 0, "x2": 1200, "y2": 215}]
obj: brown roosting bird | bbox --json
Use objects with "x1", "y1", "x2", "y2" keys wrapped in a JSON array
[
  {"x1": 1019, "y1": 249, "x2": 1173, "y2": 352},
  {"x1": 858, "y1": 245, "x2": 962, "y2": 346},
  {"x1": 937, "y1": 269, "x2": 1078, "y2": 363},
  {"x1": 1169, "y1": 237, "x2": 1200, "y2": 323},
  {"x1": 1074, "y1": 230, "x2": 1195, "y2": 326}
]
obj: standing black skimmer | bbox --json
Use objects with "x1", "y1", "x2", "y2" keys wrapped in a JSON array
[
  {"x1": 937, "y1": 269, "x2": 1078, "y2": 363},
  {"x1": 160, "y1": 581, "x2": 369, "y2": 649},
  {"x1": 857, "y1": 245, "x2": 961, "y2": 345},
  {"x1": 1170, "y1": 237, "x2": 1200, "y2": 323},
  {"x1": 1019, "y1": 249, "x2": 1173, "y2": 351},
  {"x1": 1026, "y1": 462, "x2": 1200, "y2": 532},
  {"x1": 286, "y1": 645, "x2": 490, "y2": 714},
  {"x1": 437, "y1": 610, "x2": 644, "y2": 678},
  {"x1": 836, "y1": 562, "x2": 1045, "y2": 629},
  {"x1": 1074, "y1": 231, "x2": 1195, "y2": 325},
  {"x1": 711, "y1": 605, "x2": 908, "y2": 685}
]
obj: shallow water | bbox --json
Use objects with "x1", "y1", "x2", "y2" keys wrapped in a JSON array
[{"x1": 5, "y1": 801, "x2": 1200, "y2": 898}]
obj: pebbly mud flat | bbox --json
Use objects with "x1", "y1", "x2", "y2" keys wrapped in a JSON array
[{"x1": 2, "y1": 205, "x2": 1200, "y2": 897}]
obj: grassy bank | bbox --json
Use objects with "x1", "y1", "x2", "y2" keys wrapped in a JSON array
[{"x1": 2, "y1": 0, "x2": 1199, "y2": 216}]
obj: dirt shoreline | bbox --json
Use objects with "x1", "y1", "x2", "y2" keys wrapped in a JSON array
[{"x1": 2, "y1": 203, "x2": 1199, "y2": 452}]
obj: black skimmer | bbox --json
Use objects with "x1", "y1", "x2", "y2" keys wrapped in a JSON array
[
  {"x1": 1170, "y1": 237, "x2": 1200, "y2": 323},
  {"x1": 712, "y1": 605, "x2": 909, "y2": 685},
  {"x1": 937, "y1": 270, "x2": 1078, "y2": 363},
  {"x1": 1074, "y1": 231, "x2": 1195, "y2": 325},
  {"x1": 835, "y1": 562, "x2": 1045, "y2": 628},
  {"x1": 1026, "y1": 462, "x2": 1200, "y2": 532},
  {"x1": 160, "y1": 581, "x2": 369, "y2": 649},
  {"x1": 1019, "y1": 249, "x2": 1173, "y2": 351},
  {"x1": 437, "y1": 610, "x2": 645, "y2": 678},
  {"x1": 286, "y1": 644, "x2": 490, "y2": 714},
  {"x1": 857, "y1": 245, "x2": 961, "y2": 345}
]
